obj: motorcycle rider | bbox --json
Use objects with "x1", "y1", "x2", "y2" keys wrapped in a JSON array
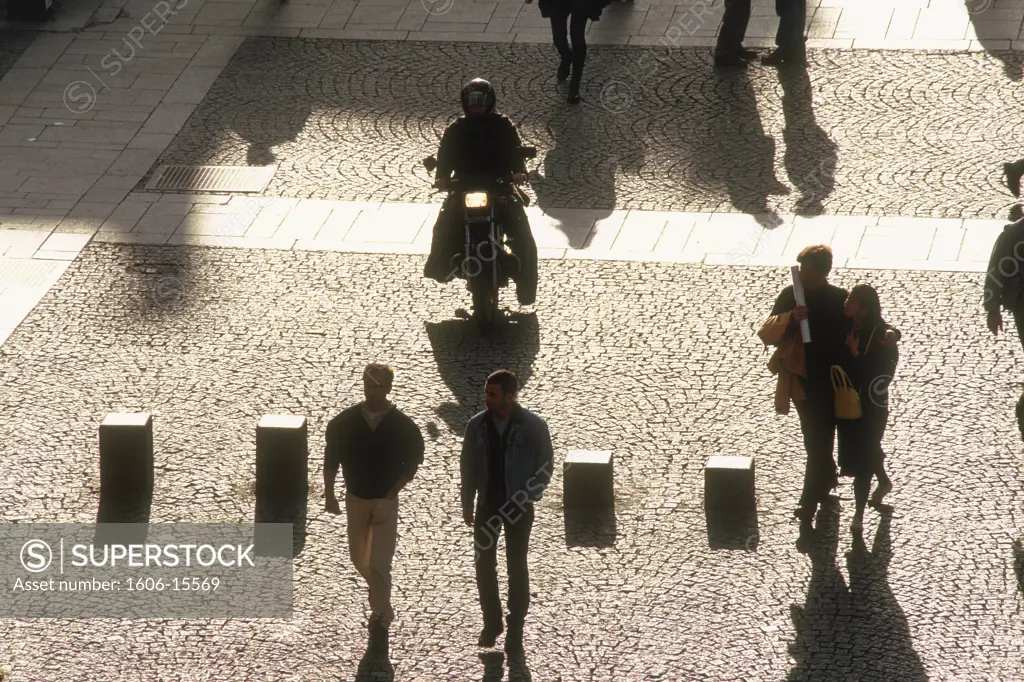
[{"x1": 423, "y1": 78, "x2": 538, "y2": 307}]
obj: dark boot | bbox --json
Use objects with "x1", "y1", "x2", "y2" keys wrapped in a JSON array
[
  {"x1": 368, "y1": 617, "x2": 389, "y2": 657},
  {"x1": 504, "y1": 616, "x2": 524, "y2": 655},
  {"x1": 478, "y1": 621, "x2": 503, "y2": 647}
]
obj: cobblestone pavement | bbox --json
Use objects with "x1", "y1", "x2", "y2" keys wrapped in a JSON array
[
  {"x1": 0, "y1": 29, "x2": 35, "y2": 81},
  {"x1": 149, "y1": 39, "x2": 1024, "y2": 218},
  {"x1": 0, "y1": 242, "x2": 1022, "y2": 681}
]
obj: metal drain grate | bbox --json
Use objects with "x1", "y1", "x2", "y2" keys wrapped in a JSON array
[{"x1": 146, "y1": 165, "x2": 276, "y2": 193}]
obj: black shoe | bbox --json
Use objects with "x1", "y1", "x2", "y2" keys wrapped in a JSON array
[
  {"x1": 504, "y1": 619, "x2": 524, "y2": 655},
  {"x1": 568, "y1": 86, "x2": 581, "y2": 105},
  {"x1": 738, "y1": 48, "x2": 759, "y2": 59},
  {"x1": 557, "y1": 56, "x2": 572, "y2": 82},
  {"x1": 714, "y1": 54, "x2": 748, "y2": 67},
  {"x1": 1005, "y1": 161, "x2": 1023, "y2": 198},
  {"x1": 762, "y1": 49, "x2": 805, "y2": 66},
  {"x1": 478, "y1": 623, "x2": 502, "y2": 647}
]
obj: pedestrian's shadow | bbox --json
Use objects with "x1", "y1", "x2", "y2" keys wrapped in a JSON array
[
  {"x1": 530, "y1": 61, "x2": 646, "y2": 245},
  {"x1": 700, "y1": 66, "x2": 789, "y2": 228},
  {"x1": 787, "y1": 504, "x2": 927, "y2": 681},
  {"x1": 778, "y1": 66, "x2": 838, "y2": 217},
  {"x1": 966, "y1": 1, "x2": 1023, "y2": 81},
  {"x1": 479, "y1": 651, "x2": 504, "y2": 682},
  {"x1": 425, "y1": 312, "x2": 541, "y2": 435}
]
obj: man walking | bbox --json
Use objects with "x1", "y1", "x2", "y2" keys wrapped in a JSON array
[
  {"x1": 325, "y1": 363, "x2": 425, "y2": 655},
  {"x1": 764, "y1": 246, "x2": 848, "y2": 523},
  {"x1": 714, "y1": 0, "x2": 757, "y2": 67},
  {"x1": 460, "y1": 369, "x2": 554, "y2": 656},
  {"x1": 762, "y1": 0, "x2": 807, "y2": 66}
]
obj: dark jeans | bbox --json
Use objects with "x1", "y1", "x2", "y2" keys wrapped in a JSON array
[
  {"x1": 774, "y1": 0, "x2": 806, "y2": 54},
  {"x1": 550, "y1": 10, "x2": 588, "y2": 90},
  {"x1": 473, "y1": 497, "x2": 535, "y2": 628},
  {"x1": 794, "y1": 396, "x2": 838, "y2": 508},
  {"x1": 715, "y1": 0, "x2": 751, "y2": 57}
]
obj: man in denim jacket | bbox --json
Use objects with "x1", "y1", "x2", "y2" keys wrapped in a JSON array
[{"x1": 460, "y1": 369, "x2": 554, "y2": 656}]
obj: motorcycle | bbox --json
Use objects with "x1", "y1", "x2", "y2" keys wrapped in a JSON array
[{"x1": 422, "y1": 146, "x2": 537, "y2": 333}]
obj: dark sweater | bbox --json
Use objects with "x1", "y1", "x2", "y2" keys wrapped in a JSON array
[
  {"x1": 324, "y1": 404, "x2": 425, "y2": 500},
  {"x1": 770, "y1": 282, "x2": 850, "y2": 399}
]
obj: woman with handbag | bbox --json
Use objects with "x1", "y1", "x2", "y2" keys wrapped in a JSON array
[
  {"x1": 836, "y1": 284, "x2": 900, "y2": 533},
  {"x1": 527, "y1": 0, "x2": 613, "y2": 104}
]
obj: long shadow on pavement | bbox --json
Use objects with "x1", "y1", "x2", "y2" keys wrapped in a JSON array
[
  {"x1": 425, "y1": 311, "x2": 540, "y2": 436},
  {"x1": 787, "y1": 503, "x2": 927, "y2": 681},
  {"x1": 779, "y1": 66, "x2": 838, "y2": 218},
  {"x1": 694, "y1": 65, "x2": 788, "y2": 228}
]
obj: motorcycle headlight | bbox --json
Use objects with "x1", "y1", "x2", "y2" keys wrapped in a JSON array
[{"x1": 464, "y1": 192, "x2": 489, "y2": 209}]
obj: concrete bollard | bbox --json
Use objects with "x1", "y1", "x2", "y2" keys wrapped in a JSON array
[
  {"x1": 563, "y1": 450, "x2": 614, "y2": 509},
  {"x1": 704, "y1": 455, "x2": 755, "y2": 513},
  {"x1": 99, "y1": 413, "x2": 154, "y2": 511},
  {"x1": 255, "y1": 415, "x2": 308, "y2": 522}
]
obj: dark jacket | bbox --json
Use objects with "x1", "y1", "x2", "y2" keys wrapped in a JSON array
[
  {"x1": 840, "y1": 321, "x2": 900, "y2": 414},
  {"x1": 435, "y1": 113, "x2": 528, "y2": 184},
  {"x1": 983, "y1": 217, "x2": 1024, "y2": 314},
  {"x1": 769, "y1": 283, "x2": 849, "y2": 400},
  {"x1": 538, "y1": 0, "x2": 610, "y2": 20},
  {"x1": 324, "y1": 403, "x2": 425, "y2": 500},
  {"x1": 460, "y1": 404, "x2": 554, "y2": 515}
]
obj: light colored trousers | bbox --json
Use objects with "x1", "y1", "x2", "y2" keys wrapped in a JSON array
[{"x1": 345, "y1": 491, "x2": 399, "y2": 628}]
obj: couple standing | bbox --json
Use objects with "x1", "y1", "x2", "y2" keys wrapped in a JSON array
[
  {"x1": 323, "y1": 364, "x2": 553, "y2": 659},
  {"x1": 760, "y1": 245, "x2": 901, "y2": 532}
]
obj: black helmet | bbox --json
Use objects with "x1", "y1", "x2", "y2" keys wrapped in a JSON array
[{"x1": 461, "y1": 78, "x2": 495, "y2": 116}]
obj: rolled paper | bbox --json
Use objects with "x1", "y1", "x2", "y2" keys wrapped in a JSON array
[{"x1": 791, "y1": 265, "x2": 812, "y2": 343}]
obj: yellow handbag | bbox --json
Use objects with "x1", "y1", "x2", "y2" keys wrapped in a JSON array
[{"x1": 831, "y1": 365, "x2": 862, "y2": 420}]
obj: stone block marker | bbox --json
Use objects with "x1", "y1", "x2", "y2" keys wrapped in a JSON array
[
  {"x1": 98, "y1": 413, "x2": 154, "y2": 510},
  {"x1": 255, "y1": 415, "x2": 308, "y2": 521},
  {"x1": 704, "y1": 455, "x2": 755, "y2": 512},
  {"x1": 563, "y1": 450, "x2": 613, "y2": 509}
]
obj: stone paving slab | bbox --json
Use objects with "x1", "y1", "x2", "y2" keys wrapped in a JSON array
[
  {"x1": 0, "y1": 242, "x2": 1021, "y2": 680},
  {"x1": 147, "y1": 39, "x2": 1024, "y2": 218},
  {"x1": 0, "y1": 198, "x2": 1011, "y2": 342}
]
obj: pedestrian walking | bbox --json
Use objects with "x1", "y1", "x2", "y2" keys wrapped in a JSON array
[
  {"x1": 759, "y1": 246, "x2": 848, "y2": 524},
  {"x1": 714, "y1": 0, "x2": 758, "y2": 67},
  {"x1": 762, "y1": 0, "x2": 807, "y2": 66},
  {"x1": 527, "y1": 0, "x2": 613, "y2": 104},
  {"x1": 324, "y1": 363, "x2": 425, "y2": 656},
  {"x1": 460, "y1": 369, "x2": 554, "y2": 656},
  {"x1": 984, "y1": 215, "x2": 1024, "y2": 353},
  {"x1": 836, "y1": 285, "x2": 900, "y2": 533}
]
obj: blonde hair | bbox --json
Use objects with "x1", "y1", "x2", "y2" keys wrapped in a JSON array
[{"x1": 363, "y1": 363, "x2": 395, "y2": 389}]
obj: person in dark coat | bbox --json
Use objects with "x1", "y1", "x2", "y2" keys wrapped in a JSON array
[
  {"x1": 762, "y1": 0, "x2": 807, "y2": 66},
  {"x1": 836, "y1": 285, "x2": 900, "y2": 533},
  {"x1": 714, "y1": 0, "x2": 758, "y2": 67},
  {"x1": 767, "y1": 245, "x2": 848, "y2": 525},
  {"x1": 527, "y1": 0, "x2": 612, "y2": 104}
]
